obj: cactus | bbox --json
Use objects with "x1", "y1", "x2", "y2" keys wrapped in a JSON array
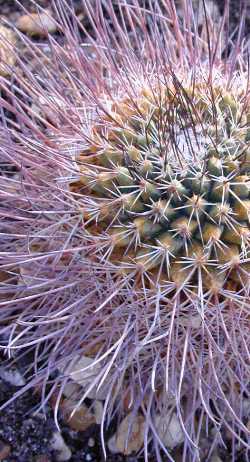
[
  {"x1": 0, "y1": 1, "x2": 250, "y2": 460},
  {"x1": 73, "y1": 83, "x2": 250, "y2": 300}
]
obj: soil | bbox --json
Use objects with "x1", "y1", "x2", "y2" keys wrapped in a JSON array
[
  {"x1": 0, "y1": 373, "x2": 143, "y2": 462},
  {"x1": 0, "y1": 378, "x2": 55, "y2": 462},
  {"x1": 0, "y1": 1, "x2": 249, "y2": 461}
]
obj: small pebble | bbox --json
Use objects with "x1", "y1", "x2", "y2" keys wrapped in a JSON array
[
  {"x1": 108, "y1": 413, "x2": 145, "y2": 455},
  {"x1": 88, "y1": 438, "x2": 95, "y2": 448},
  {"x1": 93, "y1": 400, "x2": 103, "y2": 425},
  {"x1": 50, "y1": 431, "x2": 72, "y2": 462},
  {"x1": 154, "y1": 409, "x2": 185, "y2": 450},
  {"x1": 210, "y1": 453, "x2": 223, "y2": 462},
  {"x1": 242, "y1": 398, "x2": 250, "y2": 417},
  {"x1": 60, "y1": 398, "x2": 96, "y2": 432},
  {"x1": 0, "y1": 25, "x2": 16, "y2": 77},
  {"x1": 17, "y1": 11, "x2": 57, "y2": 36},
  {"x1": 61, "y1": 355, "x2": 109, "y2": 400},
  {"x1": 0, "y1": 366, "x2": 25, "y2": 387}
]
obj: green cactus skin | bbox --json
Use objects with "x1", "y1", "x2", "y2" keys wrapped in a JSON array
[{"x1": 72, "y1": 83, "x2": 250, "y2": 295}]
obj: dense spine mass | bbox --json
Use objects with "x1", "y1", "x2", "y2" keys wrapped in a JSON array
[
  {"x1": 0, "y1": 1, "x2": 250, "y2": 460},
  {"x1": 73, "y1": 84, "x2": 250, "y2": 296}
]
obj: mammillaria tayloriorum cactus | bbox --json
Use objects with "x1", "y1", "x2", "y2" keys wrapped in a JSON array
[
  {"x1": 0, "y1": 1, "x2": 249, "y2": 460},
  {"x1": 73, "y1": 83, "x2": 250, "y2": 293}
]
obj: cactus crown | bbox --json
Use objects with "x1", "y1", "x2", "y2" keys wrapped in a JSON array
[{"x1": 72, "y1": 79, "x2": 250, "y2": 297}]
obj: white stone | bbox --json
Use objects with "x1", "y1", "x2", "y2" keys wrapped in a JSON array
[
  {"x1": 93, "y1": 400, "x2": 104, "y2": 425},
  {"x1": 210, "y1": 453, "x2": 223, "y2": 462},
  {"x1": 155, "y1": 410, "x2": 184, "y2": 449},
  {"x1": 88, "y1": 438, "x2": 95, "y2": 448},
  {"x1": 50, "y1": 432, "x2": 72, "y2": 462},
  {"x1": 0, "y1": 25, "x2": 16, "y2": 77},
  {"x1": 108, "y1": 413, "x2": 145, "y2": 455},
  {"x1": 59, "y1": 356, "x2": 109, "y2": 400},
  {"x1": 0, "y1": 366, "x2": 25, "y2": 387},
  {"x1": 242, "y1": 398, "x2": 250, "y2": 417},
  {"x1": 61, "y1": 381, "x2": 81, "y2": 400},
  {"x1": 17, "y1": 11, "x2": 57, "y2": 36}
]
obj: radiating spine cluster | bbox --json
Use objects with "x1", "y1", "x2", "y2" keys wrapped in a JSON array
[{"x1": 72, "y1": 82, "x2": 250, "y2": 297}]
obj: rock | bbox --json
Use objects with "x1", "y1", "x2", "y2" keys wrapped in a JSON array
[
  {"x1": 0, "y1": 25, "x2": 16, "y2": 77},
  {"x1": 60, "y1": 356, "x2": 109, "y2": 400},
  {"x1": 60, "y1": 398, "x2": 96, "y2": 432},
  {"x1": 108, "y1": 413, "x2": 145, "y2": 455},
  {"x1": 50, "y1": 432, "x2": 72, "y2": 462},
  {"x1": 0, "y1": 366, "x2": 25, "y2": 387},
  {"x1": 85, "y1": 455, "x2": 92, "y2": 461},
  {"x1": 242, "y1": 398, "x2": 250, "y2": 417},
  {"x1": 88, "y1": 438, "x2": 95, "y2": 448},
  {"x1": 93, "y1": 400, "x2": 103, "y2": 425},
  {"x1": 16, "y1": 11, "x2": 57, "y2": 36},
  {"x1": 154, "y1": 410, "x2": 184, "y2": 449},
  {"x1": 0, "y1": 440, "x2": 11, "y2": 460},
  {"x1": 210, "y1": 453, "x2": 223, "y2": 462},
  {"x1": 60, "y1": 381, "x2": 81, "y2": 400}
]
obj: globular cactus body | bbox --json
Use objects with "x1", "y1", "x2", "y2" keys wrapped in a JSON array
[{"x1": 74, "y1": 83, "x2": 250, "y2": 300}]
